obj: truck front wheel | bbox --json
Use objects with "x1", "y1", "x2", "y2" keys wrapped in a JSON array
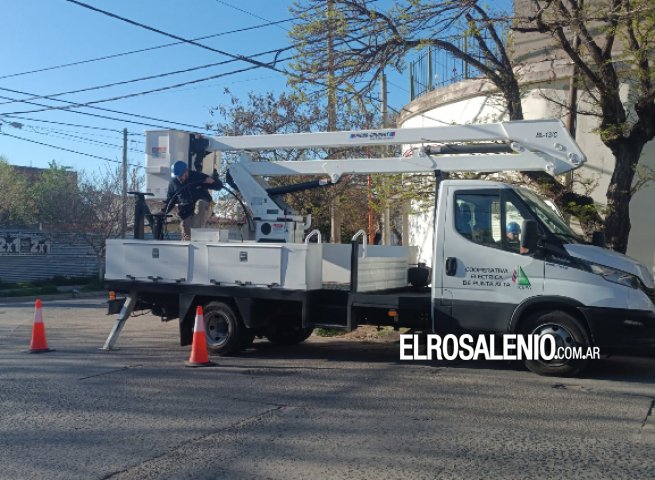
[
  {"x1": 203, "y1": 301, "x2": 247, "y2": 355},
  {"x1": 520, "y1": 310, "x2": 591, "y2": 377}
]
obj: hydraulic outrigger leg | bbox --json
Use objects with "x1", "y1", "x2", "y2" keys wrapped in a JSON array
[{"x1": 101, "y1": 291, "x2": 137, "y2": 351}]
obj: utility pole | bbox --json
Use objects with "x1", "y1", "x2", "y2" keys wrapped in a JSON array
[
  {"x1": 565, "y1": 24, "x2": 581, "y2": 191},
  {"x1": 564, "y1": 0, "x2": 582, "y2": 222},
  {"x1": 327, "y1": 0, "x2": 336, "y2": 135},
  {"x1": 381, "y1": 72, "x2": 392, "y2": 245},
  {"x1": 381, "y1": 72, "x2": 388, "y2": 129},
  {"x1": 327, "y1": 0, "x2": 341, "y2": 243},
  {"x1": 121, "y1": 128, "x2": 128, "y2": 238}
]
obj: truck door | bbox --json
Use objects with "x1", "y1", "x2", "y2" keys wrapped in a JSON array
[{"x1": 439, "y1": 187, "x2": 544, "y2": 333}]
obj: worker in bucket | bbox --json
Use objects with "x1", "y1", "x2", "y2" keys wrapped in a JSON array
[
  {"x1": 506, "y1": 221, "x2": 529, "y2": 254},
  {"x1": 163, "y1": 160, "x2": 222, "y2": 241}
]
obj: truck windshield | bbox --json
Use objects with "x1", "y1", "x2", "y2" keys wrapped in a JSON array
[{"x1": 515, "y1": 188, "x2": 584, "y2": 244}]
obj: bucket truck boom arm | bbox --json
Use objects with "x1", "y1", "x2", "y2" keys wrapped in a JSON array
[{"x1": 145, "y1": 119, "x2": 585, "y2": 242}]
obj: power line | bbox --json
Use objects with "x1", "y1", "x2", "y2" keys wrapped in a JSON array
[
  {"x1": 144, "y1": 75, "x2": 275, "y2": 96},
  {"x1": 0, "y1": 45, "x2": 292, "y2": 107},
  {"x1": 0, "y1": 93, "x2": 169, "y2": 130},
  {"x1": 2, "y1": 3, "x2": 422, "y2": 134},
  {"x1": 26, "y1": 127, "x2": 144, "y2": 153},
  {"x1": 387, "y1": 78, "x2": 410, "y2": 94},
  {"x1": 61, "y1": 0, "x2": 414, "y2": 116},
  {"x1": 26, "y1": 124, "x2": 145, "y2": 143},
  {"x1": 0, "y1": 33, "x2": 378, "y2": 118},
  {"x1": 0, "y1": 18, "x2": 293, "y2": 81},
  {"x1": 65, "y1": 0, "x2": 292, "y2": 77},
  {"x1": 0, "y1": 131, "x2": 141, "y2": 167},
  {"x1": 2, "y1": 3, "x2": 403, "y2": 122},
  {"x1": 0, "y1": 90, "x2": 210, "y2": 131},
  {"x1": 215, "y1": 0, "x2": 291, "y2": 32},
  {"x1": 0, "y1": 57, "x2": 295, "y2": 116},
  {"x1": 1, "y1": 115, "x2": 140, "y2": 134}
]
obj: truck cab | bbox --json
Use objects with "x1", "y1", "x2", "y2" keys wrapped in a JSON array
[{"x1": 432, "y1": 180, "x2": 655, "y2": 374}]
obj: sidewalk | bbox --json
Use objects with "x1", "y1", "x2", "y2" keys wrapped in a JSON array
[{"x1": 0, "y1": 290, "x2": 105, "y2": 304}]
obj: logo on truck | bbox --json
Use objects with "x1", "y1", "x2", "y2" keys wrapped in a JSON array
[
  {"x1": 349, "y1": 131, "x2": 396, "y2": 141},
  {"x1": 512, "y1": 267, "x2": 531, "y2": 289},
  {"x1": 151, "y1": 146, "x2": 167, "y2": 157}
]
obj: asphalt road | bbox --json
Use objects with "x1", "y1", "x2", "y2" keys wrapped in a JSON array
[{"x1": 0, "y1": 297, "x2": 653, "y2": 480}]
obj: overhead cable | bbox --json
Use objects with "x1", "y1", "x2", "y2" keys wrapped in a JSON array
[
  {"x1": 0, "y1": 18, "x2": 293, "y2": 81},
  {"x1": 0, "y1": 131, "x2": 141, "y2": 167}
]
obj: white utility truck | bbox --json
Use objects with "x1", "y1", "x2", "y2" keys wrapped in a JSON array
[{"x1": 104, "y1": 120, "x2": 655, "y2": 376}]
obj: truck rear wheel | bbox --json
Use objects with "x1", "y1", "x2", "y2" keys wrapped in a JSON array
[
  {"x1": 520, "y1": 310, "x2": 591, "y2": 377},
  {"x1": 203, "y1": 301, "x2": 247, "y2": 356}
]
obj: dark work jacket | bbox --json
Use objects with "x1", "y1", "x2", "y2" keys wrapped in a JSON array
[{"x1": 164, "y1": 171, "x2": 220, "y2": 219}]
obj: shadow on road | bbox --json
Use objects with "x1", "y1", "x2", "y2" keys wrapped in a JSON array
[{"x1": 240, "y1": 338, "x2": 655, "y2": 383}]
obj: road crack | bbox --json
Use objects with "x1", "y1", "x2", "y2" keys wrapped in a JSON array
[
  {"x1": 101, "y1": 405, "x2": 296, "y2": 479},
  {"x1": 641, "y1": 398, "x2": 654, "y2": 429},
  {"x1": 78, "y1": 364, "x2": 142, "y2": 380}
]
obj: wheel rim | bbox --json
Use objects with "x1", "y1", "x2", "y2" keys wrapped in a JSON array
[
  {"x1": 205, "y1": 312, "x2": 232, "y2": 348},
  {"x1": 531, "y1": 323, "x2": 577, "y2": 367}
]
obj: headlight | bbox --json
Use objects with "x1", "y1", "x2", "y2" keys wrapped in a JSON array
[{"x1": 589, "y1": 263, "x2": 641, "y2": 289}]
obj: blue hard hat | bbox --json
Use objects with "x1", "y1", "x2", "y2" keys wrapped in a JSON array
[
  {"x1": 171, "y1": 161, "x2": 188, "y2": 178},
  {"x1": 507, "y1": 222, "x2": 521, "y2": 234}
]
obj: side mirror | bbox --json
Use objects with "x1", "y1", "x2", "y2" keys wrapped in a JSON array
[
  {"x1": 521, "y1": 220, "x2": 539, "y2": 253},
  {"x1": 592, "y1": 231, "x2": 606, "y2": 248}
]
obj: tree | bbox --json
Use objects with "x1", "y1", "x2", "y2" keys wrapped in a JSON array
[
  {"x1": 27, "y1": 161, "x2": 140, "y2": 277},
  {"x1": 0, "y1": 156, "x2": 34, "y2": 226},
  {"x1": 291, "y1": 0, "x2": 521, "y2": 116},
  {"x1": 515, "y1": 0, "x2": 655, "y2": 252},
  {"x1": 0, "y1": 158, "x2": 140, "y2": 278},
  {"x1": 289, "y1": 0, "x2": 605, "y2": 241},
  {"x1": 209, "y1": 89, "x2": 378, "y2": 242},
  {"x1": 30, "y1": 161, "x2": 88, "y2": 229},
  {"x1": 74, "y1": 164, "x2": 142, "y2": 278}
]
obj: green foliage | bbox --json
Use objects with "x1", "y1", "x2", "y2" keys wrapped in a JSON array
[
  {"x1": 315, "y1": 328, "x2": 346, "y2": 337},
  {"x1": 29, "y1": 161, "x2": 89, "y2": 228},
  {"x1": 0, "y1": 275, "x2": 102, "y2": 297},
  {"x1": 0, "y1": 285, "x2": 59, "y2": 298},
  {"x1": 0, "y1": 157, "x2": 35, "y2": 225}
]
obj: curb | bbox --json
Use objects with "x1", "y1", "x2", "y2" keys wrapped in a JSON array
[{"x1": 0, "y1": 291, "x2": 106, "y2": 304}]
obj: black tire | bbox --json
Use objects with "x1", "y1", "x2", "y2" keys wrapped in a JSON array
[
  {"x1": 266, "y1": 326, "x2": 314, "y2": 346},
  {"x1": 203, "y1": 301, "x2": 246, "y2": 356},
  {"x1": 520, "y1": 310, "x2": 591, "y2": 377}
]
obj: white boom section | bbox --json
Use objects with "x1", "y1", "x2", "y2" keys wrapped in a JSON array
[{"x1": 206, "y1": 119, "x2": 586, "y2": 176}]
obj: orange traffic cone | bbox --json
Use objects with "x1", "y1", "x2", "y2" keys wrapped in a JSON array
[
  {"x1": 185, "y1": 306, "x2": 215, "y2": 367},
  {"x1": 29, "y1": 299, "x2": 53, "y2": 353}
]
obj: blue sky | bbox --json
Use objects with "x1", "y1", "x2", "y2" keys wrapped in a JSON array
[
  {"x1": 0, "y1": 0, "x2": 503, "y2": 175},
  {"x1": 0, "y1": 0, "x2": 417, "y2": 174}
]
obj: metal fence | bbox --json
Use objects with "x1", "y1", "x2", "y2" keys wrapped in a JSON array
[
  {"x1": 0, "y1": 229, "x2": 101, "y2": 282},
  {"x1": 409, "y1": 31, "x2": 506, "y2": 101}
]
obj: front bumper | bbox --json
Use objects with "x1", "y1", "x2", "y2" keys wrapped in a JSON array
[{"x1": 581, "y1": 307, "x2": 655, "y2": 355}]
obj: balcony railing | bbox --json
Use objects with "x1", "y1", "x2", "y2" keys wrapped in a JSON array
[{"x1": 409, "y1": 31, "x2": 505, "y2": 101}]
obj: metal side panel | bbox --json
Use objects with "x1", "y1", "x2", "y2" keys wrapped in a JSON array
[
  {"x1": 105, "y1": 239, "x2": 191, "y2": 283},
  {"x1": 357, "y1": 257, "x2": 409, "y2": 292},
  {"x1": 206, "y1": 243, "x2": 284, "y2": 287},
  {"x1": 321, "y1": 244, "x2": 414, "y2": 285}
]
